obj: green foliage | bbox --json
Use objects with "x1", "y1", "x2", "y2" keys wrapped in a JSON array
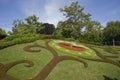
[
  {"x1": 11, "y1": 23, "x2": 36, "y2": 35},
  {"x1": 83, "y1": 21, "x2": 103, "y2": 43},
  {"x1": 25, "y1": 14, "x2": 40, "y2": 27},
  {"x1": 78, "y1": 39, "x2": 103, "y2": 45},
  {"x1": 25, "y1": 15, "x2": 43, "y2": 34},
  {"x1": 10, "y1": 15, "x2": 42, "y2": 35},
  {"x1": 60, "y1": 1, "x2": 91, "y2": 39},
  {"x1": 51, "y1": 34, "x2": 64, "y2": 40},
  {"x1": 39, "y1": 34, "x2": 53, "y2": 39},
  {"x1": 11, "y1": 19, "x2": 24, "y2": 34},
  {"x1": 0, "y1": 34, "x2": 39, "y2": 49},
  {"x1": 54, "y1": 21, "x2": 64, "y2": 34},
  {"x1": 0, "y1": 28, "x2": 6, "y2": 36},
  {"x1": 0, "y1": 28, "x2": 7, "y2": 40},
  {"x1": 38, "y1": 23, "x2": 55, "y2": 34},
  {"x1": 103, "y1": 21, "x2": 120, "y2": 41},
  {"x1": 61, "y1": 28, "x2": 73, "y2": 38},
  {"x1": 58, "y1": 1, "x2": 104, "y2": 44},
  {"x1": 4, "y1": 34, "x2": 38, "y2": 41},
  {"x1": 64, "y1": 38, "x2": 75, "y2": 41}
]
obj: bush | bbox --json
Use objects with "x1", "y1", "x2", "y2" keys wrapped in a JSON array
[
  {"x1": 52, "y1": 34, "x2": 64, "y2": 39},
  {"x1": 78, "y1": 39, "x2": 103, "y2": 46},
  {"x1": 61, "y1": 28, "x2": 72, "y2": 38},
  {"x1": 64, "y1": 38, "x2": 75, "y2": 41},
  {"x1": 0, "y1": 34, "x2": 39, "y2": 49},
  {"x1": 39, "y1": 34, "x2": 53, "y2": 39},
  {"x1": 4, "y1": 34, "x2": 38, "y2": 41},
  {"x1": 39, "y1": 34, "x2": 64, "y2": 40}
]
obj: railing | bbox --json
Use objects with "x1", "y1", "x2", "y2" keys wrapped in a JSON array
[{"x1": 103, "y1": 41, "x2": 120, "y2": 46}]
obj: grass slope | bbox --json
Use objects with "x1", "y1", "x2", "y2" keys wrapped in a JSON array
[{"x1": 0, "y1": 39, "x2": 120, "y2": 80}]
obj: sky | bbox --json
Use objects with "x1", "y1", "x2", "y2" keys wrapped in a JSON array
[{"x1": 0, "y1": 0, "x2": 120, "y2": 32}]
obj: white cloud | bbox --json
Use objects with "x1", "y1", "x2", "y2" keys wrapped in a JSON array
[
  {"x1": 44, "y1": 0, "x2": 78, "y2": 26},
  {"x1": 18, "y1": 0, "x2": 79, "y2": 27},
  {"x1": 18, "y1": 0, "x2": 65, "y2": 26},
  {"x1": 18, "y1": 0, "x2": 42, "y2": 16},
  {"x1": 44, "y1": 0, "x2": 65, "y2": 26}
]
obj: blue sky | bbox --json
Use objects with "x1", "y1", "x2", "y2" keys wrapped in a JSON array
[{"x1": 0, "y1": 0, "x2": 120, "y2": 32}]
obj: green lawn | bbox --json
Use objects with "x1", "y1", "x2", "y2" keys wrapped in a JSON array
[{"x1": 0, "y1": 39, "x2": 120, "y2": 80}]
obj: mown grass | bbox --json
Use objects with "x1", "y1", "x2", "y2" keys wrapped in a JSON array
[
  {"x1": 0, "y1": 40, "x2": 53, "y2": 80},
  {"x1": 0, "y1": 39, "x2": 120, "y2": 80}
]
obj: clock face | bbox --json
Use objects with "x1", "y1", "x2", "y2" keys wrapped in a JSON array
[{"x1": 49, "y1": 40, "x2": 96, "y2": 58}]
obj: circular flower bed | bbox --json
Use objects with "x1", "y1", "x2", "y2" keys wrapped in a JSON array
[{"x1": 49, "y1": 40, "x2": 96, "y2": 57}]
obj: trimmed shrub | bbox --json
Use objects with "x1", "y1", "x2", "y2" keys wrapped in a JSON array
[
  {"x1": 52, "y1": 34, "x2": 64, "y2": 39},
  {"x1": 78, "y1": 39, "x2": 103, "y2": 46},
  {"x1": 39, "y1": 34, "x2": 53, "y2": 39},
  {"x1": 0, "y1": 34, "x2": 39, "y2": 49},
  {"x1": 64, "y1": 38, "x2": 75, "y2": 41}
]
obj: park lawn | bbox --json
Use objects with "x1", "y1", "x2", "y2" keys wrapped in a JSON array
[
  {"x1": 0, "y1": 39, "x2": 120, "y2": 80},
  {"x1": 0, "y1": 40, "x2": 53, "y2": 80}
]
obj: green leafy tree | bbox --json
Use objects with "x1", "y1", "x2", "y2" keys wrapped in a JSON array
[
  {"x1": 61, "y1": 28, "x2": 73, "y2": 38},
  {"x1": 17, "y1": 24, "x2": 36, "y2": 34},
  {"x1": 10, "y1": 15, "x2": 43, "y2": 35},
  {"x1": 103, "y1": 21, "x2": 120, "y2": 42},
  {"x1": 25, "y1": 15, "x2": 43, "y2": 33},
  {"x1": 0, "y1": 28, "x2": 7, "y2": 39},
  {"x1": 25, "y1": 15, "x2": 39, "y2": 26},
  {"x1": 55, "y1": 21, "x2": 72, "y2": 34},
  {"x1": 55, "y1": 21, "x2": 64, "y2": 34},
  {"x1": 11, "y1": 19, "x2": 36, "y2": 35},
  {"x1": 0, "y1": 28, "x2": 6, "y2": 36},
  {"x1": 39, "y1": 23, "x2": 55, "y2": 34},
  {"x1": 83, "y1": 21, "x2": 103, "y2": 42},
  {"x1": 60, "y1": 1, "x2": 91, "y2": 39},
  {"x1": 11, "y1": 19, "x2": 24, "y2": 34}
]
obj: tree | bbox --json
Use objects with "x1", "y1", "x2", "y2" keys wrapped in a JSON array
[
  {"x1": 103, "y1": 21, "x2": 120, "y2": 45},
  {"x1": 38, "y1": 23, "x2": 55, "y2": 34},
  {"x1": 83, "y1": 21, "x2": 103, "y2": 42},
  {"x1": 25, "y1": 14, "x2": 40, "y2": 27},
  {"x1": 11, "y1": 20, "x2": 36, "y2": 35},
  {"x1": 11, "y1": 19, "x2": 24, "y2": 34},
  {"x1": 61, "y1": 28, "x2": 73, "y2": 38},
  {"x1": 54, "y1": 21, "x2": 65, "y2": 34},
  {"x1": 17, "y1": 24, "x2": 36, "y2": 34},
  {"x1": 0, "y1": 28, "x2": 7, "y2": 39},
  {"x1": 55, "y1": 21, "x2": 73, "y2": 35},
  {"x1": 10, "y1": 15, "x2": 43, "y2": 35},
  {"x1": 60, "y1": 1, "x2": 91, "y2": 39},
  {"x1": 25, "y1": 15, "x2": 43, "y2": 34}
]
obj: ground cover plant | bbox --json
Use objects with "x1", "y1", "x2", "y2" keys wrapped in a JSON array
[{"x1": 0, "y1": 39, "x2": 120, "y2": 80}]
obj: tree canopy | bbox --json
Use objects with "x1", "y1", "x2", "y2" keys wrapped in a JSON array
[
  {"x1": 39, "y1": 23, "x2": 55, "y2": 34},
  {"x1": 59, "y1": 1, "x2": 91, "y2": 39},
  {"x1": 103, "y1": 21, "x2": 120, "y2": 41},
  {"x1": 0, "y1": 28, "x2": 7, "y2": 39}
]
